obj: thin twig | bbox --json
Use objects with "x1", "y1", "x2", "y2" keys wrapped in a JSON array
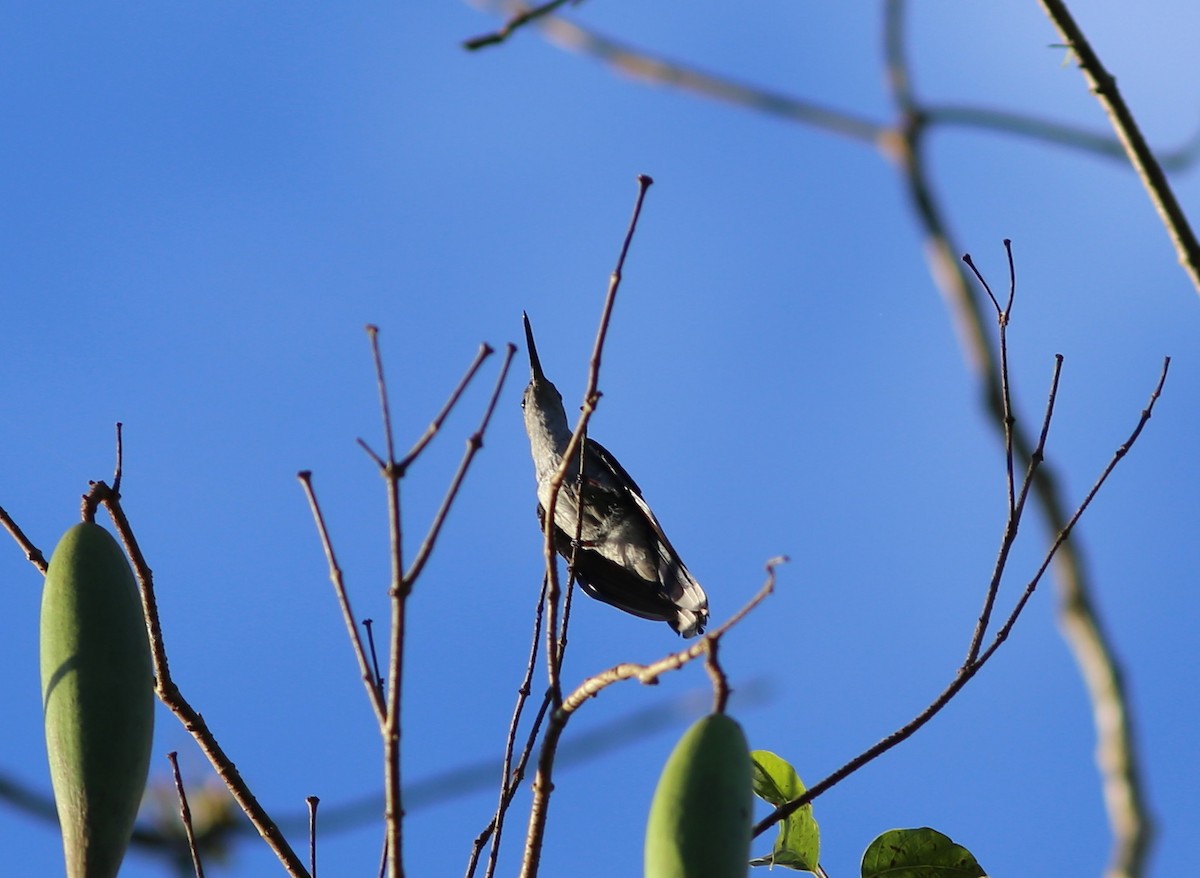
[
  {"x1": 559, "y1": 558, "x2": 781, "y2": 713},
  {"x1": 167, "y1": 752, "x2": 206, "y2": 878},
  {"x1": 463, "y1": 0, "x2": 579, "y2": 50},
  {"x1": 363, "y1": 619, "x2": 386, "y2": 697},
  {"x1": 753, "y1": 360, "x2": 1168, "y2": 839},
  {"x1": 366, "y1": 326, "x2": 398, "y2": 464},
  {"x1": 398, "y1": 343, "x2": 496, "y2": 473},
  {"x1": 470, "y1": 574, "x2": 547, "y2": 878},
  {"x1": 0, "y1": 505, "x2": 48, "y2": 573},
  {"x1": 297, "y1": 471, "x2": 387, "y2": 725},
  {"x1": 307, "y1": 797, "x2": 320, "y2": 878},
  {"x1": 959, "y1": 244, "x2": 1031, "y2": 667},
  {"x1": 1037, "y1": 0, "x2": 1200, "y2": 295},
  {"x1": 963, "y1": 246, "x2": 1016, "y2": 513},
  {"x1": 704, "y1": 640, "x2": 729, "y2": 715},
  {"x1": 112, "y1": 422, "x2": 125, "y2": 496},
  {"x1": 965, "y1": 355, "x2": 1064, "y2": 668}
]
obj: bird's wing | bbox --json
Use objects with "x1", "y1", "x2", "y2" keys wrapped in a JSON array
[
  {"x1": 589, "y1": 441, "x2": 708, "y2": 622},
  {"x1": 588, "y1": 439, "x2": 644, "y2": 497}
]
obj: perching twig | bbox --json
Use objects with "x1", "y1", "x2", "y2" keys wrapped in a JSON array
[
  {"x1": 539, "y1": 173, "x2": 654, "y2": 705},
  {"x1": 518, "y1": 557, "x2": 783, "y2": 878},
  {"x1": 466, "y1": 574, "x2": 547, "y2": 878}
]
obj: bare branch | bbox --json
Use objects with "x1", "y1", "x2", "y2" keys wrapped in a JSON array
[
  {"x1": 306, "y1": 797, "x2": 320, "y2": 878},
  {"x1": 366, "y1": 325, "x2": 398, "y2": 464},
  {"x1": 519, "y1": 557, "x2": 782, "y2": 878},
  {"x1": 965, "y1": 354, "x2": 1064, "y2": 667},
  {"x1": 880, "y1": 5, "x2": 1155, "y2": 870},
  {"x1": 0, "y1": 505, "x2": 48, "y2": 573},
  {"x1": 167, "y1": 751, "x2": 206, "y2": 878},
  {"x1": 112, "y1": 422, "x2": 125, "y2": 496},
  {"x1": 926, "y1": 103, "x2": 1200, "y2": 173},
  {"x1": 84, "y1": 481, "x2": 310, "y2": 877},
  {"x1": 471, "y1": 4, "x2": 1200, "y2": 175},
  {"x1": 753, "y1": 360, "x2": 1168, "y2": 843},
  {"x1": 398, "y1": 342, "x2": 496, "y2": 474},
  {"x1": 1036, "y1": 0, "x2": 1200, "y2": 295},
  {"x1": 298, "y1": 471, "x2": 387, "y2": 725},
  {"x1": 466, "y1": 575, "x2": 548, "y2": 878},
  {"x1": 463, "y1": 0, "x2": 579, "y2": 50},
  {"x1": 540, "y1": 174, "x2": 655, "y2": 703}
]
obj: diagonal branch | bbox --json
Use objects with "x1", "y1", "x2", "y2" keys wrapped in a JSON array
[
  {"x1": 404, "y1": 344, "x2": 516, "y2": 586},
  {"x1": 754, "y1": 358, "x2": 1169, "y2": 839},
  {"x1": 298, "y1": 471, "x2": 388, "y2": 726},
  {"x1": 465, "y1": 4, "x2": 1200, "y2": 172},
  {"x1": 1036, "y1": 0, "x2": 1200, "y2": 295},
  {"x1": 87, "y1": 481, "x2": 311, "y2": 878}
]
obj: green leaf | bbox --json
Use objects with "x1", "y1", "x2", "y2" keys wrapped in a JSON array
[
  {"x1": 861, "y1": 828, "x2": 987, "y2": 878},
  {"x1": 749, "y1": 750, "x2": 819, "y2": 872}
]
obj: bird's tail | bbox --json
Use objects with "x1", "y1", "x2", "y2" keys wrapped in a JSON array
[{"x1": 663, "y1": 558, "x2": 709, "y2": 638}]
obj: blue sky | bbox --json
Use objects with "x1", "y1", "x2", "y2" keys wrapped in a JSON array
[{"x1": 3, "y1": 3, "x2": 1199, "y2": 876}]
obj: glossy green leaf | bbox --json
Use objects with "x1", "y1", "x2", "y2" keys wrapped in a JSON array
[
  {"x1": 748, "y1": 750, "x2": 819, "y2": 872},
  {"x1": 861, "y1": 827, "x2": 986, "y2": 878}
]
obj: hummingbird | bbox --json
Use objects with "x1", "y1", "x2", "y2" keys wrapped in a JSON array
[{"x1": 520, "y1": 312, "x2": 709, "y2": 637}]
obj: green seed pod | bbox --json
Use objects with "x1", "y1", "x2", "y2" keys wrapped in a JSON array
[
  {"x1": 645, "y1": 713, "x2": 752, "y2": 878},
  {"x1": 40, "y1": 522, "x2": 155, "y2": 878}
]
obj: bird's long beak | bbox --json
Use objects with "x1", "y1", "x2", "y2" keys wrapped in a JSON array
[{"x1": 522, "y1": 311, "x2": 546, "y2": 382}]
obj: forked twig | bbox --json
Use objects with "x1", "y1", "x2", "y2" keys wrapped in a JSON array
[
  {"x1": 753, "y1": 358, "x2": 1169, "y2": 838},
  {"x1": 399, "y1": 343, "x2": 497, "y2": 473},
  {"x1": 351, "y1": 327, "x2": 510, "y2": 878},
  {"x1": 405, "y1": 344, "x2": 516, "y2": 586}
]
